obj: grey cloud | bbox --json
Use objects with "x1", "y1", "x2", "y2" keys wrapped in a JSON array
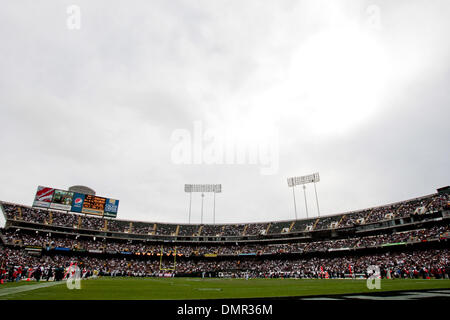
[{"x1": 0, "y1": 1, "x2": 448, "y2": 224}]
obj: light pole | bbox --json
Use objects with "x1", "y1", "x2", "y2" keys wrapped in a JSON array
[
  {"x1": 292, "y1": 185, "x2": 298, "y2": 220},
  {"x1": 313, "y1": 179, "x2": 320, "y2": 217},
  {"x1": 213, "y1": 191, "x2": 216, "y2": 225},
  {"x1": 201, "y1": 193, "x2": 205, "y2": 224},
  {"x1": 188, "y1": 191, "x2": 192, "y2": 224},
  {"x1": 185, "y1": 184, "x2": 222, "y2": 225},
  {"x1": 287, "y1": 173, "x2": 321, "y2": 219},
  {"x1": 303, "y1": 185, "x2": 309, "y2": 219}
]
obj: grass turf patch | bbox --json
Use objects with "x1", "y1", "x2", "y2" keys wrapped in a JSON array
[{"x1": 1, "y1": 278, "x2": 449, "y2": 300}]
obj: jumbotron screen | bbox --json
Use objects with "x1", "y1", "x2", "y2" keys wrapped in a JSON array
[
  {"x1": 32, "y1": 185, "x2": 119, "y2": 218},
  {"x1": 81, "y1": 195, "x2": 106, "y2": 216}
]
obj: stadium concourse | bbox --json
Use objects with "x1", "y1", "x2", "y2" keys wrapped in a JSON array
[{"x1": 0, "y1": 189, "x2": 449, "y2": 282}]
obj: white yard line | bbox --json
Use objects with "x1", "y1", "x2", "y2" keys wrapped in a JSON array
[
  {"x1": 302, "y1": 297, "x2": 342, "y2": 300},
  {"x1": 345, "y1": 290, "x2": 450, "y2": 300},
  {"x1": 196, "y1": 288, "x2": 223, "y2": 291},
  {"x1": 0, "y1": 281, "x2": 65, "y2": 298}
]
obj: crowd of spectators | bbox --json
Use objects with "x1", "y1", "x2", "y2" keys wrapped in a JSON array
[
  {"x1": 200, "y1": 224, "x2": 247, "y2": 237},
  {"x1": 51, "y1": 211, "x2": 78, "y2": 228},
  {"x1": 314, "y1": 214, "x2": 345, "y2": 230},
  {"x1": 324, "y1": 193, "x2": 449, "y2": 229},
  {"x1": 106, "y1": 220, "x2": 129, "y2": 233},
  {"x1": 222, "y1": 224, "x2": 246, "y2": 236},
  {"x1": 339, "y1": 209, "x2": 371, "y2": 228},
  {"x1": 178, "y1": 224, "x2": 200, "y2": 236},
  {"x1": 131, "y1": 222, "x2": 154, "y2": 235},
  {"x1": 245, "y1": 223, "x2": 268, "y2": 235},
  {"x1": 290, "y1": 219, "x2": 317, "y2": 232},
  {"x1": 1, "y1": 244, "x2": 448, "y2": 280},
  {"x1": 268, "y1": 221, "x2": 292, "y2": 234},
  {"x1": 2, "y1": 204, "x2": 48, "y2": 224},
  {"x1": 1, "y1": 192, "x2": 448, "y2": 237},
  {"x1": 80, "y1": 215, "x2": 104, "y2": 230},
  {"x1": 200, "y1": 224, "x2": 223, "y2": 236},
  {"x1": 428, "y1": 194, "x2": 450, "y2": 212},
  {"x1": 154, "y1": 224, "x2": 177, "y2": 236},
  {"x1": 2, "y1": 225, "x2": 447, "y2": 256}
]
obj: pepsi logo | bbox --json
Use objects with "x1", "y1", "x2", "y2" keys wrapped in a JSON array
[{"x1": 75, "y1": 198, "x2": 83, "y2": 204}]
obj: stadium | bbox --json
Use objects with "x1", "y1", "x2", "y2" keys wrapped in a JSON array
[
  {"x1": 2, "y1": 2, "x2": 450, "y2": 315},
  {"x1": 1, "y1": 185, "x2": 449, "y2": 300}
]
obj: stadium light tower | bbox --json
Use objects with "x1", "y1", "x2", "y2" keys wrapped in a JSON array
[
  {"x1": 302, "y1": 185, "x2": 309, "y2": 219},
  {"x1": 201, "y1": 193, "x2": 205, "y2": 225},
  {"x1": 184, "y1": 184, "x2": 222, "y2": 224},
  {"x1": 287, "y1": 172, "x2": 321, "y2": 219}
]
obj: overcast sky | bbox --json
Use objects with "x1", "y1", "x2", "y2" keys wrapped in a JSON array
[{"x1": 0, "y1": 0, "x2": 449, "y2": 225}]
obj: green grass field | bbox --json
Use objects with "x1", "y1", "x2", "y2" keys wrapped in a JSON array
[{"x1": 1, "y1": 277, "x2": 450, "y2": 300}]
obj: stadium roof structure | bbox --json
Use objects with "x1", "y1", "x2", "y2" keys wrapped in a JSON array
[{"x1": 68, "y1": 185, "x2": 96, "y2": 195}]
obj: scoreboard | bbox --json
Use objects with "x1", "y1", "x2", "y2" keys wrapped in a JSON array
[
  {"x1": 32, "y1": 185, "x2": 119, "y2": 218},
  {"x1": 82, "y1": 195, "x2": 106, "y2": 215}
]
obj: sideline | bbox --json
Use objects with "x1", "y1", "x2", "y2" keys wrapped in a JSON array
[{"x1": 0, "y1": 281, "x2": 65, "y2": 299}]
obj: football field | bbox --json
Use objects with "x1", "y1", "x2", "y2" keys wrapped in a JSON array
[{"x1": 1, "y1": 277, "x2": 450, "y2": 300}]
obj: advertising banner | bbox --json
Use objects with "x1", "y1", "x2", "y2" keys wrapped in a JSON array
[
  {"x1": 71, "y1": 193, "x2": 86, "y2": 213},
  {"x1": 50, "y1": 190, "x2": 74, "y2": 211},
  {"x1": 33, "y1": 186, "x2": 55, "y2": 208},
  {"x1": 32, "y1": 185, "x2": 119, "y2": 218},
  {"x1": 104, "y1": 198, "x2": 119, "y2": 217}
]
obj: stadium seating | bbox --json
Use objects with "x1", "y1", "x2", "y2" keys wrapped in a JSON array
[{"x1": 0, "y1": 191, "x2": 449, "y2": 280}]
